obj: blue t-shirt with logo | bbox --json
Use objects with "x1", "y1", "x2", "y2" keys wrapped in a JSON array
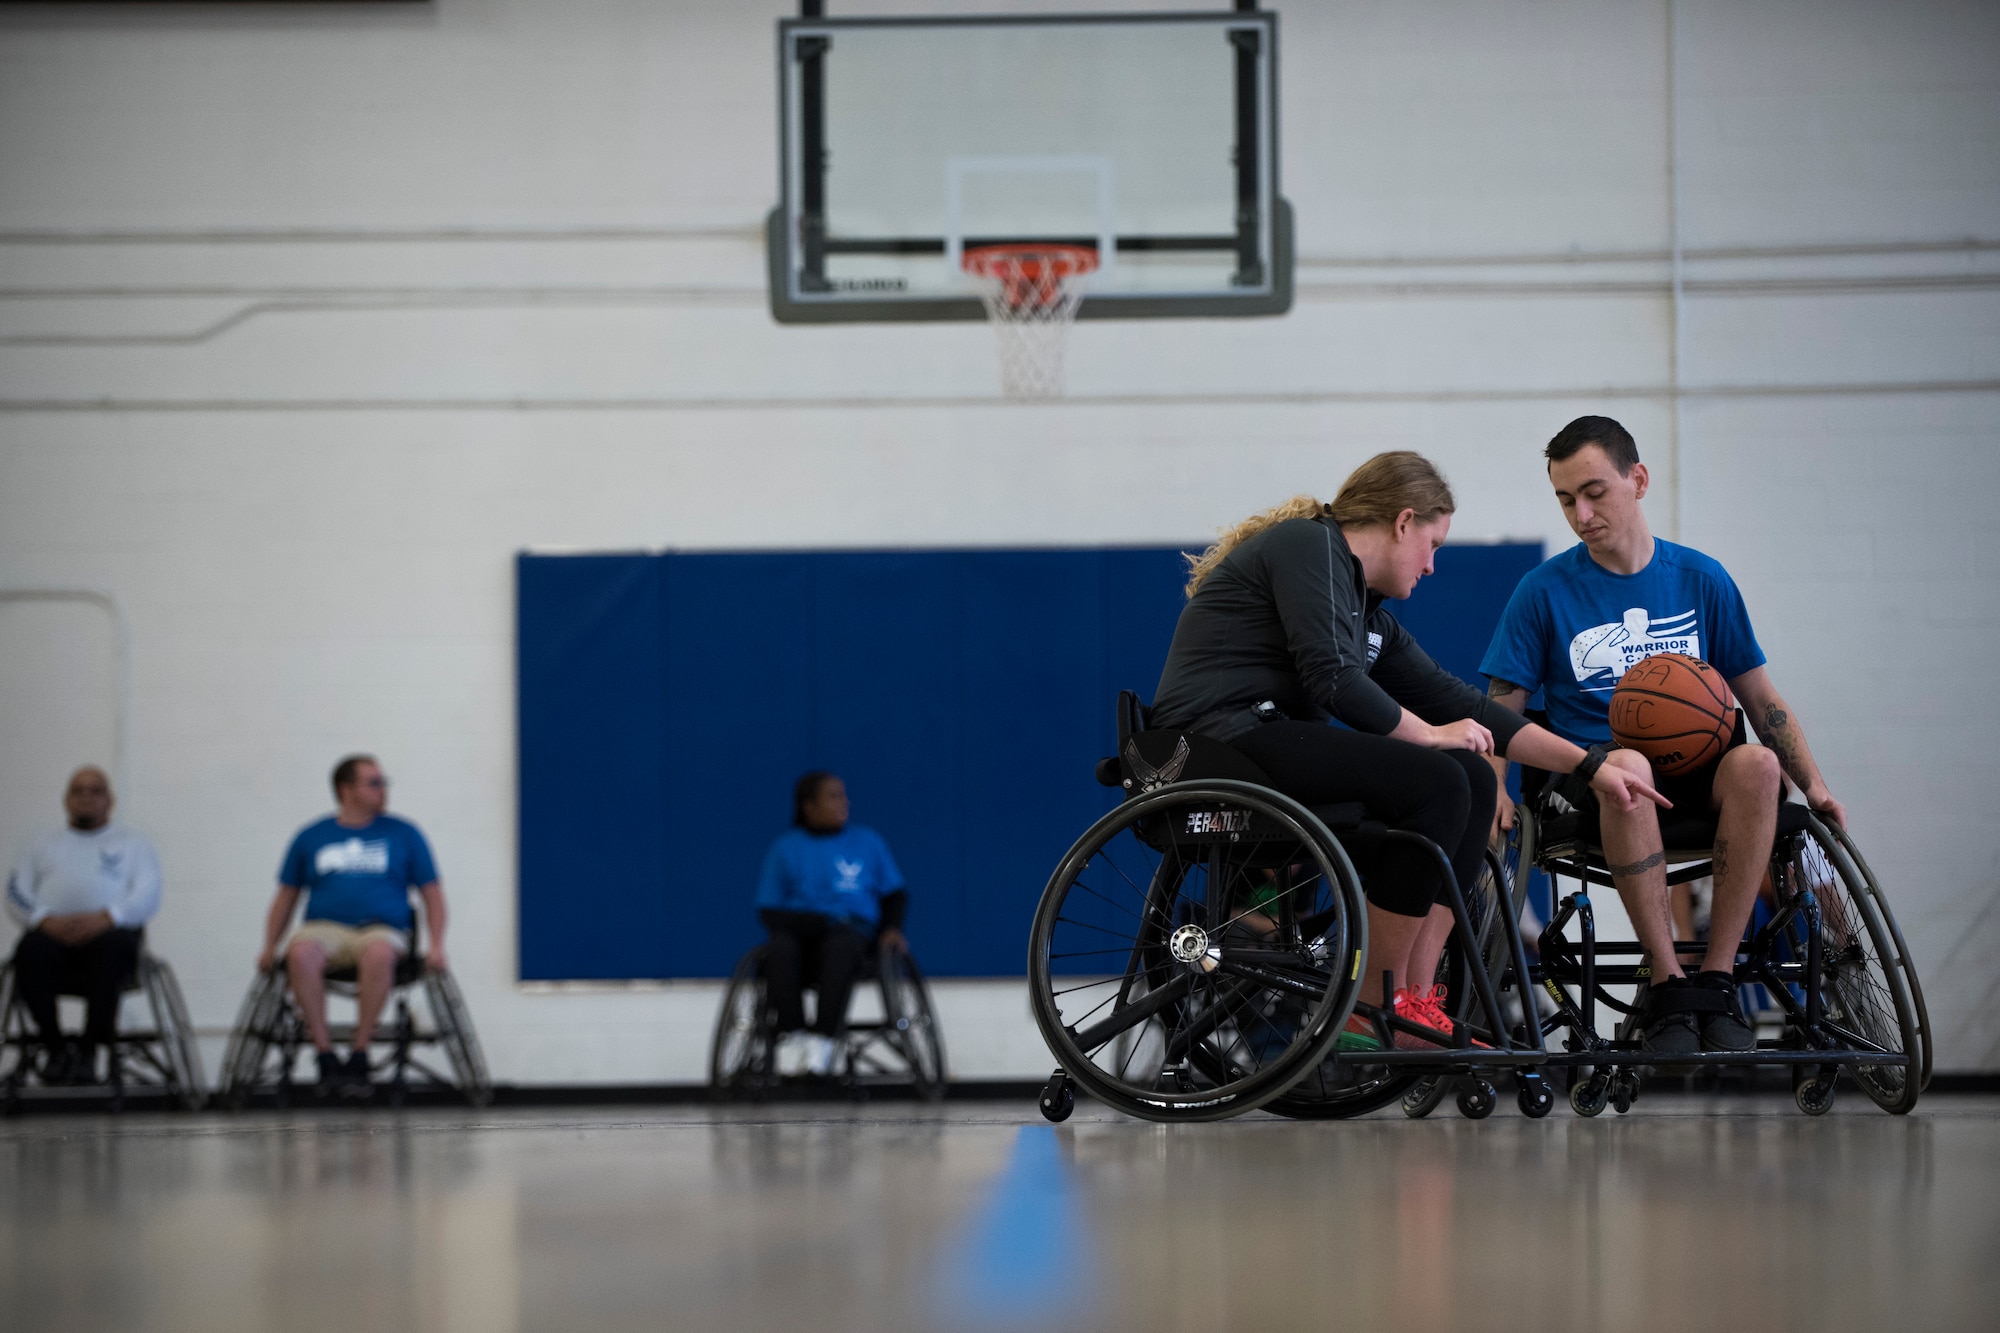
[
  {"x1": 1480, "y1": 539, "x2": 1766, "y2": 745},
  {"x1": 278, "y1": 814, "x2": 438, "y2": 930},
  {"x1": 754, "y1": 824, "x2": 904, "y2": 929}
]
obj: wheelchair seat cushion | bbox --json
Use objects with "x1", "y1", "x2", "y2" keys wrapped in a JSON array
[
  {"x1": 1122, "y1": 730, "x2": 1367, "y2": 833},
  {"x1": 1537, "y1": 797, "x2": 1815, "y2": 856},
  {"x1": 1308, "y1": 802, "x2": 1368, "y2": 831},
  {"x1": 1121, "y1": 728, "x2": 1275, "y2": 788},
  {"x1": 314, "y1": 954, "x2": 428, "y2": 987}
]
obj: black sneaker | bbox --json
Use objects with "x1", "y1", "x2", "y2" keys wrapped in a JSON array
[
  {"x1": 316, "y1": 1049, "x2": 343, "y2": 1095},
  {"x1": 1693, "y1": 971, "x2": 1755, "y2": 1051},
  {"x1": 1639, "y1": 977, "x2": 1703, "y2": 1056},
  {"x1": 39, "y1": 1042, "x2": 78, "y2": 1086},
  {"x1": 341, "y1": 1050, "x2": 374, "y2": 1101}
]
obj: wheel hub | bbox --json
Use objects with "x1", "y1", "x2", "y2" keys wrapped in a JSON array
[{"x1": 1169, "y1": 924, "x2": 1221, "y2": 972}]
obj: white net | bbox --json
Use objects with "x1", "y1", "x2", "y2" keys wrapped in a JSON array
[{"x1": 963, "y1": 246, "x2": 1096, "y2": 400}]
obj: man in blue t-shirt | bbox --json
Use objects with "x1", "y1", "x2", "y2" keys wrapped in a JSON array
[
  {"x1": 256, "y1": 753, "x2": 448, "y2": 1095},
  {"x1": 1481, "y1": 417, "x2": 1846, "y2": 1056},
  {"x1": 754, "y1": 771, "x2": 908, "y2": 1077}
]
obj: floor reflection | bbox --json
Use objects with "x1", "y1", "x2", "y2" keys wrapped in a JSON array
[
  {"x1": 0, "y1": 1100, "x2": 1990, "y2": 1333},
  {"x1": 931, "y1": 1125, "x2": 1096, "y2": 1327}
]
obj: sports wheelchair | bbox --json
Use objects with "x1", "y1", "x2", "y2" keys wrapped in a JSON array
[
  {"x1": 0, "y1": 939, "x2": 206, "y2": 1113},
  {"x1": 1509, "y1": 754, "x2": 1932, "y2": 1117},
  {"x1": 217, "y1": 910, "x2": 490, "y2": 1108},
  {"x1": 1029, "y1": 692, "x2": 1550, "y2": 1124},
  {"x1": 709, "y1": 935, "x2": 946, "y2": 1100}
]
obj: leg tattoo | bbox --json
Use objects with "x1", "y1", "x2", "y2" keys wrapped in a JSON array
[
  {"x1": 1712, "y1": 836, "x2": 1731, "y2": 885},
  {"x1": 1606, "y1": 850, "x2": 1666, "y2": 878}
]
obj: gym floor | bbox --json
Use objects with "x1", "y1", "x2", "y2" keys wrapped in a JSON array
[{"x1": 4, "y1": 1095, "x2": 1996, "y2": 1333}]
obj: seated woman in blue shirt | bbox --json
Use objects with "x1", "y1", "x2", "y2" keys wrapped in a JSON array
[{"x1": 754, "y1": 771, "x2": 908, "y2": 1077}]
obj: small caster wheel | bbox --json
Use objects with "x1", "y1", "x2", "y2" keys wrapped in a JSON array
[
  {"x1": 1611, "y1": 1073, "x2": 1638, "y2": 1115},
  {"x1": 1038, "y1": 1070, "x2": 1075, "y2": 1123},
  {"x1": 1570, "y1": 1074, "x2": 1609, "y2": 1118},
  {"x1": 1516, "y1": 1073, "x2": 1554, "y2": 1119},
  {"x1": 1455, "y1": 1078, "x2": 1497, "y2": 1120},
  {"x1": 1794, "y1": 1067, "x2": 1836, "y2": 1116},
  {"x1": 1402, "y1": 1075, "x2": 1448, "y2": 1119}
]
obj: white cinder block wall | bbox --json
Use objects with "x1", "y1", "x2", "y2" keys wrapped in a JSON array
[{"x1": 1, "y1": 0, "x2": 1995, "y2": 1081}]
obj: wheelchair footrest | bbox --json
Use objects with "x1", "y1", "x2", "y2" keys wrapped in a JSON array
[{"x1": 1540, "y1": 1048, "x2": 1906, "y2": 1067}]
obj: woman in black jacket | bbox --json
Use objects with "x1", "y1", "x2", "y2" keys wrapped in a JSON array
[{"x1": 1151, "y1": 451, "x2": 1663, "y2": 1048}]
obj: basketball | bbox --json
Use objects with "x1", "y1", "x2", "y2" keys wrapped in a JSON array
[{"x1": 1608, "y1": 652, "x2": 1736, "y2": 776}]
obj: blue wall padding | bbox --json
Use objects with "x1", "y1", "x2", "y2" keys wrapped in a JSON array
[{"x1": 517, "y1": 541, "x2": 1543, "y2": 980}]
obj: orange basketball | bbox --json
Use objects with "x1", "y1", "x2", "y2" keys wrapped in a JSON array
[{"x1": 1608, "y1": 652, "x2": 1735, "y2": 776}]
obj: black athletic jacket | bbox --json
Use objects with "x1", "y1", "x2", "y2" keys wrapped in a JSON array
[{"x1": 1150, "y1": 514, "x2": 1528, "y2": 748}]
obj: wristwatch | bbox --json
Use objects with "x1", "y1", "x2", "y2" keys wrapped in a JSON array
[{"x1": 1574, "y1": 744, "x2": 1610, "y2": 784}]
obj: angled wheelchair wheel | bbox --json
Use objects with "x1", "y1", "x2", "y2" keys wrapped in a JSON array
[
  {"x1": 710, "y1": 946, "x2": 773, "y2": 1092},
  {"x1": 218, "y1": 970, "x2": 288, "y2": 1109},
  {"x1": 1773, "y1": 815, "x2": 1922, "y2": 1114},
  {"x1": 1819, "y1": 819, "x2": 1932, "y2": 1091},
  {"x1": 140, "y1": 956, "x2": 208, "y2": 1111},
  {"x1": 1265, "y1": 848, "x2": 1502, "y2": 1121},
  {"x1": 1028, "y1": 780, "x2": 1367, "y2": 1123},
  {"x1": 0, "y1": 963, "x2": 23, "y2": 1107},
  {"x1": 878, "y1": 949, "x2": 946, "y2": 1101},
  {"x1": 423, "y1": 969, "x2": 492, "y2": 1106}
]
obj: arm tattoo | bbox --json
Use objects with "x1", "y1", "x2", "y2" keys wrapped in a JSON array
[
  {"x1": 1761, "y1": 702, "x2": 1809, "y2": 782},
  {"x1": 1605, "y1": 850, "x2": 1666, "y2": 878},
  {"x1": 1712, "y1": 836, "x2": 1730, "y2": 885},
  {"x1": 1487, "y1": 677, "x2": 1524, "y2": 700}
]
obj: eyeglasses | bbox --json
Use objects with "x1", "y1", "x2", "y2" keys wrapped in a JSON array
[{"x1": 359, "y1": 777, "x2": 390, "y2": 789}]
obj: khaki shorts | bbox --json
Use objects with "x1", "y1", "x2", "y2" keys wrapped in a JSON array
[{"x1": 288, "y1": 921, "x2": 408, "y2": 969}]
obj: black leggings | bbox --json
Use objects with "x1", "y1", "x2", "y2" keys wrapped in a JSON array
[
  {"x1": 1231, "y1": 723, "x2": 1497, "y2": 918},
  {"x1": 759, "y1": 910, "x2": 869, "y2": 1037}
]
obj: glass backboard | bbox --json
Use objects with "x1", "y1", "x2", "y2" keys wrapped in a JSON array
[{"x1": 769, "y1": 10, "x2": 1290, "y2": 323}]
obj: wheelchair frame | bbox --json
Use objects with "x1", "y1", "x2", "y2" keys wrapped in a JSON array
[
  {"x1": 217, "y1": 909, "x2": 490, "y2": 1108},
  {"x1": 1031, "y1": 692, "x2": 1553, "y2": 1125},
  {"x1": 1511, "y1": 786, "x2": 1932, "y2": 1117},
  {"x1": 0, "y1": 949, "x2": 206, "y2": 1113},
  {"x1": 709, "y1": 938, "x2": 947, "y2": 1100},
  {"x1": 1030, "y1": 692, "x2": 1931, "y2": 1122}
]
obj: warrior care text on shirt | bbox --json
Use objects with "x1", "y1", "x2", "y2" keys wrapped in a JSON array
[
  {"x1": 278, "y1": 814, "x2": 438, "y2": 930},
  {"x1": 754, "y1": 825, "x2": 904, "y2": 929},
  {"x1": 1480, "y1": 538, "x2": 1766, "y2": 746},
  {"x1": 6, "y1": 824, "x2": 163, "y2": 930}
]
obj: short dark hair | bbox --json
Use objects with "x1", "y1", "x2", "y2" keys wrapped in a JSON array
[
  {"x1": 331, "y1": 754, "x2": 377, "y2": 797},
  {"x1": 792, "y1": 770, "x2": 838, "y2": 827},
  {"x1": 1546, "y1": 416, "x2": 1640, "y2": 474}
]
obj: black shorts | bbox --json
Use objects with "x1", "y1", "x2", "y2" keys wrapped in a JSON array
[{"x1": 1546, "y1": 710, "x2": 1745, "y2": 842}]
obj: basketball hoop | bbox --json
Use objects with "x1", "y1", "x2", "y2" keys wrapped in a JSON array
[{"x1": 962, "y1": 244, "x2": 1099, "y2": 400}]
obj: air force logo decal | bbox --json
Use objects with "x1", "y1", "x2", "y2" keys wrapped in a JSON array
[{"x1": 1124, "y1": 736, "x2": 1190, "y2": 792}]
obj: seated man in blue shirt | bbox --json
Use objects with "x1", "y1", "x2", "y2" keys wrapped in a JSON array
[
  {"x1": 754, "y1": 771, "x2": 907, "y2": 1078},
  {"x1": 1481, "y1": 417, "x2": 1846, "y2": 1055},
  {"x1": 257, "y1": 754, "x2": 448, "y2": 1096}
]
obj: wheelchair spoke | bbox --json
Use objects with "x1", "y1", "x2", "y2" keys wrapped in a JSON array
[
  {"x1": 1072, "y1": 971, "x2": 1197, "y2": 1052},
  {"x1": 1052, "y1": 914, "x2": 1152, "y2": 945},
  {"x1": 1088, "y1": 842, "x2": 1180, "y2": 918}
]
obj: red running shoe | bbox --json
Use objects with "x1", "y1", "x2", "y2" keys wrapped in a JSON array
[
  {"x1": 1387, "y1": 987, "x2": 1449, "y2": 1049},
  {"x1": 1396, "y1": 985, "x2": 1490, "y2": 1048}
]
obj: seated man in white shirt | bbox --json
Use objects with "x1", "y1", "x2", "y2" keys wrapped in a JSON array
[{"x1": 5, "y1": 767, "x2": 163, "y2": 1084}]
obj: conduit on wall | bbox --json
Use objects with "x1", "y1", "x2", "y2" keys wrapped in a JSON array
[{"x1": 0, "y1": 588, "x2": 132, "y2": 792}]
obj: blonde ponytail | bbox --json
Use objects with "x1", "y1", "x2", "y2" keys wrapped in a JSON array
[{"x1": 1183, "y1": 453, "x2": 1455, "y2": 597}]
